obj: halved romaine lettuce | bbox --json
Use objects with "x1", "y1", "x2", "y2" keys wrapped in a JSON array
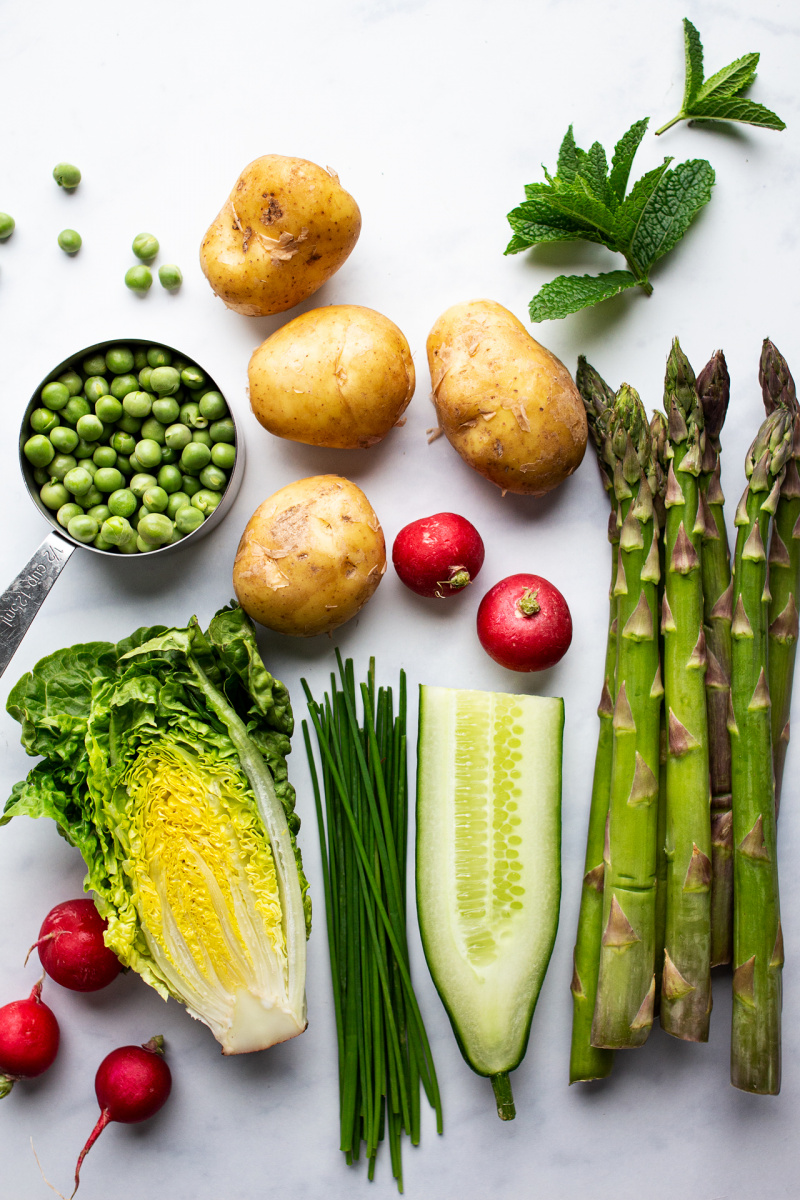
[{"x1": 3, "y1": 605, "x2": 310, "y2": 1054}]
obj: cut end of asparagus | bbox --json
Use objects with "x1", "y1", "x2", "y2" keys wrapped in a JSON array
[{"x1": 491, "y1": 1071, "x2": 516, "y2": 1120}]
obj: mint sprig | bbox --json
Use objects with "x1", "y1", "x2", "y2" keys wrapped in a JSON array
[
  {"x1": 656, "y1": 19, "x2": 786, "y2": 135},
  {"x1": 505, "y1": 120, "x2": 715, "y2": 322}
]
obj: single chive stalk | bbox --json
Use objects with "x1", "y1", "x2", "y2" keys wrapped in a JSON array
[
  {"x1": 591, "y1": 385, "x2": 661, "y2": 1050},
  {"x1": 660, "y1": 339, "x2": 713, "y2": 1041},
  {"x1": 695, "y1": 350, "x2": 734, "y2": 967},
  {"x1": 570, "y1": 359, "x2": 616, "y2": 1083},
  {"x1": 760, "y1": 339, "x2": 800, "y2": 814},
  {"x1": 730, "y1": 406, "x2": 792, "y2": 1094}
]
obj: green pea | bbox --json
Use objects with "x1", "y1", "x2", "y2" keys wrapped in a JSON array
[
  {"x1": 209, "y1": 418, "x2": 235, "y2": 444},
  {"x1": 57, "y1": 502, "x2": 84, "y2": 528},
  {"x1": 76, "y1": 414, "x2": 104, "y2": 442},
  {"x1": 119, "y1": 532, "x2": 139, "y2": 554},
  {"x1": 108, "y1": 488, "x2": 137, "y2": 518},
  {"x1": 150, "y1": 366, "x2": 181, "y2": 396},
  {"x1": 133, "y1": 439, "x2": 162, "y2": 470},
  {"x1": 58, "y1": 370, "x2": 83, "y2": 397},
  {"x1": 88, "y1": 504, "x2": 112, "y2": 524},
  {"x1": 156, "y1": 464, "x2": 183, "y2": 493},
  {"x1": 94, "y1": 395, "x2": 123, "y2": 424},
  {"x1": 136, "y1": 536, "x2": 157, "y2": 553},
  {"x1": 64, "y1": 467, "x2": 94, "y2": 496},
  {"x1": 138, "y1": 512, "x2": 174, "y2": 546},
  {"x1": 123, "y1": 391, "x2": 152, "y2": 419},
  {"x1": 130, "y1": 472, "x2": 158, "y2": 498},
  {"x1": 133, "y1": 348, "x2": 148, "y2": 371},
  {"x1": 40, "y1": 481, "x2": 70, "y2": 510},
  {"x1": 138, "y1": 366, "x2": 154, "y2": 391},
  {"x1": 175, "y1": 505, "x2": 205, "y2": 535},
  {"x1": 94, "y1": 467, "x2": 124, "y2": 493},
  {"x1": 63, "y1": 396, "x2": 91, "y2": 425},
  {"x1": 76, "y1": 457, "x2": 98, "y2": 477},
  {"x1": 211, "y1": 442, "x2": 236, "y2": 470},
  {"x1": 93, "y1": 531, "x2": 117, "y2": 551},
  {"x1": 158, "y1": 264, "x2": 182, "y2": 290},
  {"x1": 50, "y1": 426, "x2": 79, "y2": 454},
  {"x1": 143, "y1": 486, "x2": 169, "y2": 513},
  {"x1": 53, "y1": 162, "x2": 81, "y2": 189},
  {"x1": 84, "y1": 376, "x2": 110, "y2": 402},
  {"x1": 82, "y1": 354, "x2": 107, "y2": 376},
  {"x1": 24, "y1": 435, "x2": 55, "y2": 468},
  {"x1": 132, "y1": 232, "x2": 159, "y2": 261},
  {"x1": 81, "y1": 485, "x2": 104, "y2": 509},
  {"x1": 147, "y1": 347, "x2": 172, "y2": 368},
  {"x1": 30, "y1": 407, "x2": 60, "y2": 434},
  {"x1": 42, "y1": 381, "x2": 70, "y2": 411},
  {"x1": 192, "y1": 489, "x2": 222, "y2": 515},
  {"x1": 151, "y1": 397, "x2": 180, "y2": 424},
  {"x1": 181, "y1": 475, "x2": 201, "y2": 497},
  {"x1": 116, "y1": 456, "x2": 133, "y2": 477},
  {"x1": 179, "y1": 401, "x2": 207, "y2": 429},
  {"x1": 116, "y1": 413, "x2": 142, "y2": 435},
  {"x1": 110, "y1": 373, "x2": 139, "y2": 399},
  {"x1": 125, "y1": 265, "x2": 152, "y2": 292},
  {"x1": 192, "y1": 429, "x2": 212, "y2": 448},
  {"x1": 73, "y1": 437, "x2": 96, "y2": 459},
  {"x1": 198, "y1": 391, "x2": 227, "y2": 420},
  {"x1": 111, "y1": 431, "x2": 136, "y2": 456},
  {"x1": 180, "y1": 366, "x2": 205, "y2": 390},
  {"x1": 160, "y1": 447, "x2": 177, "y2": 465},
  {"x1": 49, "y1": 454, "x2": 77, "y2": 481},
  {"x1": 140, "y1": 417, "x2": 166, "y2": 445},
  {"x1": 106, "y1": 347, "x2": 135, "y2": 375},
  {"x1": 165, "y1": 423, "x2": 192, "y2": 451},
  {"x1": 166, "y1": 491, "x2": 190, "y2": 519},
  {"x1": 58, "y1": 228, "x2": 82, "y2": 254},
  {"x1": 180, "y1": 442, "x2": 211, "y2": 474},
  {"x1": 92, "y1": 445, "x2": 117, "y2": 468},
  {"x1": 0, "y1": 212, "x2": 14, "y2": 239},
  {"x1": 67, "y1": 515, "x2": 99, "y2": 544},
  {"x1": 199, "y1": 464, "x2": 228, "y2": 492},
  {"x1": 33, "y1": 467, "x2": 50, "y2": 485},
  {"x1": 102, "y1": 515, "x2": 135, "y2": 546}
]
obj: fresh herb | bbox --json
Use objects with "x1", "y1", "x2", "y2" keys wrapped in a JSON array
[
  {"x1": 303, "y1": 655, "x2": 442, "y2": 1191},
  {"x1": 656, "y1": 19, "x2": 786, "y2": 136},
  {"x1": 506, "y1": 120, "x2": 714, "y2": 321}
]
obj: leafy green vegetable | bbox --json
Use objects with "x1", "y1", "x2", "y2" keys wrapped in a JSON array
[
  {"x1": 506, "y1": 120, "x2": 715, "y2": 321},
  {"x1": 656, "y1": 19, "x2": 786, "y2": 135},
  {"x1": 3, "y1": 604, "x2": 310, "y2": 1055}
]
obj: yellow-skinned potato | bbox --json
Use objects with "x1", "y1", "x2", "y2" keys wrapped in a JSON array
[
  {"x1": 200, "y1": 155, "x2": 361, "y2": 317},
  {"x1": 233, "y1": 475, "x2": 386, "y2": 637},
  {"x1": 248, "y1": 305, "x2": 415, "y2": 449},
  {"x1": 427, "y1": 299, "x2": 588, "y2": 496}
]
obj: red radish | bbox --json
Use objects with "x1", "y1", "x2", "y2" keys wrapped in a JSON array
[
  {"x1": 477, "y1": 572, "x2": 572, "y2": 671},
  {"x1": 0, "y1": 980, "x2": 60, "y2": 1098},
  {"x1": 71, "y1": 1036, "x2": 172, "y2": 1196},
  {"x1": 392, "y1": 512, "x2": 485, "y2": 598},
  {"x1": 29, "y1": 898, "x2": 121, "y2": 992}
]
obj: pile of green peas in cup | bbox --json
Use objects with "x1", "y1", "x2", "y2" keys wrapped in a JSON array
[{"x1": 22, "y1": 344, "x2": 236, "y2": 554}]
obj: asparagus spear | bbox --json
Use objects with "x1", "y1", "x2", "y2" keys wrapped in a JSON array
[
  {"x1": 759, "y1": 339, "x2": 800, "y2": 814},
  {"x1": 695, "y1": 351, "x2": 734, "y2": 967},
  {"x1": 730, "y1": 405, "x2": 792, "y2": 1094},
  {"x1": 649, "y1": 411, "x2": 669, "y2": 1010},
  {"x1": 591, "y1": 385, "x2": 662, "y2": 1050},
  {"x1": 660, "y1": 339, "x2": 713, "y2": 1041},
  {"x1": 570, "y1": 359, "x2": 616, "y2": 1083}
]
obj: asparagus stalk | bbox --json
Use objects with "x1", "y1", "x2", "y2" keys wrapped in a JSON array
[
  {"x1": 570, "y1": 358, "x2": 616, "y2": 1083},
  {"x1": 649, "y1": 411, "x2": 669, "y2": 1010},
  {"x1": 730, "y1": 405, "x2": 792, "y2": 1094},
  {"x1": 591, "y1": 386, "x2": 661, "y2": 1050},
  {"x1": 760, "y1": 340, "x2": 800, "y2": 814},
  {"x1": 695, "y1": 351, "x2": 734, "y2": 967},
  {"x1": 660, "y1": 339, "x2": 713, "y2": 1041}
]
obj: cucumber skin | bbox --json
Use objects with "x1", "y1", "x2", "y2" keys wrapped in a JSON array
[{"x1": 415, "y1": 686, "x2": 563, "y2": 1082}]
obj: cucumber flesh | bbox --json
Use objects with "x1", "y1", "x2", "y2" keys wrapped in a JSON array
[{"x1": 416, "y1": 685, "x2": 563, "y2": 1114}]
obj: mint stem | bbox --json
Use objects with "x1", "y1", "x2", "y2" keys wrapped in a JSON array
[{"x1": 655, "y1": 114, "x2": 684, "y2": 136}]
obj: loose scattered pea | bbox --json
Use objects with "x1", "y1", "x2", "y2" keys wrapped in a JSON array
[
  {"x1": 58, "y1": 229, "x2": 82, "y2": 254},
  {"x1": 158, "y1": 264, "x2": 182, "y2": 291},
  {"x1": 0, "y1": 212, "x2": 14, "y2": 239},
  {"x1": 125, "y1": 265, "x2": 152, "y2": 293},
  {"x1": 132, "y1": 233, "x2": 159, "y2": 261},
  {"x1": 53, "y1": 162, "x2": 81, "y2": 189}
]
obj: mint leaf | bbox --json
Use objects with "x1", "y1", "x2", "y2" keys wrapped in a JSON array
[
  {"x1": 609, "y1": 119, "x2": 650, "y2": 203},
  {"x1": 628, "y1": 159, "x2": 715, "y2": 272},
  {"x1": 576, "y1": 142, "x2": 612, "y2": 206},
  {"x1": 657, "y1": 19, "x2": 785, "y2": 134},
  {"x1": 557, "y1": 126, "x2": 579, "y2": 182},
  {"x1": 529, "y1": 272, "x2": 639, "y2": 322},
  {"x1": 613, "y1": 158, "x2": 674, "y2": 267}
]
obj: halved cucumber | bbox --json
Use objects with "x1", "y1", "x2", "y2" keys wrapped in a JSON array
[{"x1": 416, "y1": 685, "x2": 563, "y2": 1118}]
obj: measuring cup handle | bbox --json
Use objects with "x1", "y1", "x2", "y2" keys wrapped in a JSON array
[{"x1": 0, "y1": 531, "x2": 75, "y2": 681}]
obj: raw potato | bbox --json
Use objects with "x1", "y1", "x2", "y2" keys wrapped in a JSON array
[
  {"x1": 248, "y1": 305, "x2": 415, "y2": 449},
  {"x1": 233, "y1": 475, "x2": 386, "y2": 637},
  {"x1": 200, "y1": 155, "x2": 361, "y2": 317},
  {"x1": 427, "y1": 299, "x2": 588, "y2": 496}
]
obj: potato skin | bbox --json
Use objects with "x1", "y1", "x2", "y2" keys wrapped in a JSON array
[
  {"x1": 200, "y1": 156, "x2": 361, "y2": 317},
  {"x1": 232, "y1": 475, "x2": 386, "y2": 637},
  {"x1": 248, "y1": 305, "x2": 415, "y2": 449},
  {"x1": 427, "y1": 299, "x2": 588, "y2": 496}
]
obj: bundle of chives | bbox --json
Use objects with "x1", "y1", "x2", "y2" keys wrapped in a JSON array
[{"x1": 302, "y1": 654, "x2": 442, "y2": 1191}]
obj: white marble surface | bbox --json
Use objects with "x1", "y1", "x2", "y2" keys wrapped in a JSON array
[{"x1": 0, "y1": 1, "x2": 798, "y2": 1196}]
